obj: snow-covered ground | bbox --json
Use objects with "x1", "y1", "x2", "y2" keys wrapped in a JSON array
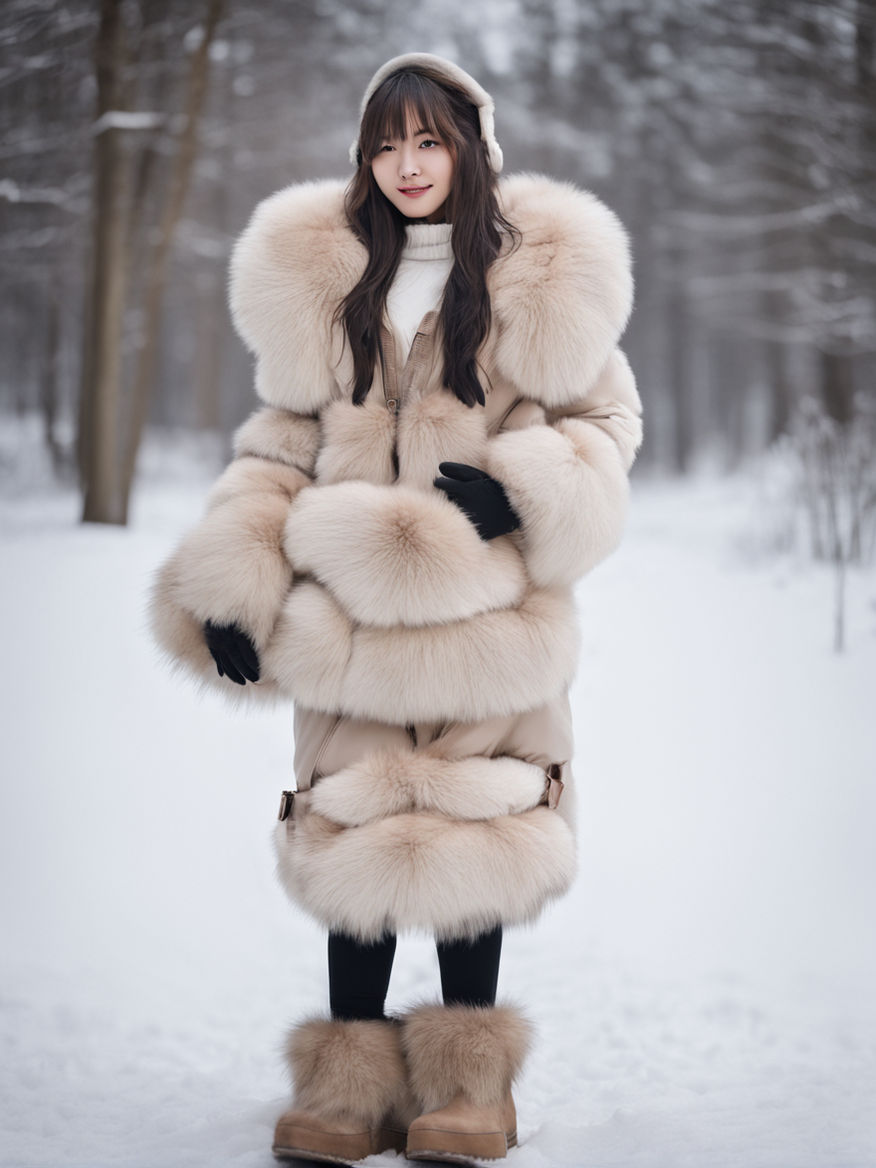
[{"x1": 2, "y1": 440, "x2": 875, "y2": 1168}]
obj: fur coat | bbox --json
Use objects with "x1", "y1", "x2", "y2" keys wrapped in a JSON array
[{"x1": 150, "y1": 172, "x2": 643, "y2": 942}]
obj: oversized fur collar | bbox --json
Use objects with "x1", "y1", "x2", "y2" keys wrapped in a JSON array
[{"x1": 229, "y1": 173, "x2": 633, "y2": 413}]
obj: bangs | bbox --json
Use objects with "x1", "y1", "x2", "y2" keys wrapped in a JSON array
[{"x1": 359, "y1": 71, "x2": 462, "y2": 160}]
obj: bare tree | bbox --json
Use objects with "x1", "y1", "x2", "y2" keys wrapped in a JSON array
[
  {"x1": 79, "y1": 0, "x2": 130, "y2": 524},
  {"x1": 76, "y1": 0, "x2": 223, "y2": 525}
]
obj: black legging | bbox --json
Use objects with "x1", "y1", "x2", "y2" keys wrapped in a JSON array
[{"x1": 328, "y1": 926, "x2": 503, "y2": 1021}]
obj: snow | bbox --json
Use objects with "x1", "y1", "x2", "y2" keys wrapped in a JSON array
[{"x1": 2, "y1": 448, "x2": 876, "y2": 1168}]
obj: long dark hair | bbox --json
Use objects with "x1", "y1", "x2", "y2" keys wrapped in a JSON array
[{"x1": 337, "y1": 66, "x2": 519, "y2": 408}]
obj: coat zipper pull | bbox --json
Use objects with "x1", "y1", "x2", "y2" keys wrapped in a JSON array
[{"x1": 386, "y1": 397, "x2": 399, "y2": 415}]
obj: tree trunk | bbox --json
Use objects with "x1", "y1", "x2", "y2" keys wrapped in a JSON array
[
  {"x1": 79, "y1": 0, "x2": 130, "y2": 525},
  {"x1": 118, "y1": 0, "x2": 224, "y2": 523},
  {"x1": 40, "y1": 289, "x2": 65, "y2": 476},
  {"x1": 820, "y1": 348, "x2": 854, "y2": 427}
]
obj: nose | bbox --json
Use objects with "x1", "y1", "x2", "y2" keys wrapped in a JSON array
[{"x1": 398, "y1": 146, "x2": 420, "y2": 180}]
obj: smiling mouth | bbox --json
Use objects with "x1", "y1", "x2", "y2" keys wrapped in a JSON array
[{"x1": 398, "y1": 186, "x2": 432, "y2": 195}]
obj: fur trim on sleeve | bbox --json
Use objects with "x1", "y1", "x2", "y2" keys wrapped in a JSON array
[
  {"x1": 485, "y1": 420, "x2": 630, "y2": 588},
  {"x1": 283, "y1": 480, "x2": 527, "y2": 627},
  {"x1": 149, "y1": 455, "x2": 310, "y2": 695}
]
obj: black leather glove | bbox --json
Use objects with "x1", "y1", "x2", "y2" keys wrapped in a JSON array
[
  {"x1": 204, "y1": 620, "x2": 260, "y2": 685},
  {"x1": 433, "y1": 462, "x2": 521, "y2": 541}
]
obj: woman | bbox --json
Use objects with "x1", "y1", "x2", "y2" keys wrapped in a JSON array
[{"x1": 151, "y1": 52, "x2": 642, "y2": 1165}]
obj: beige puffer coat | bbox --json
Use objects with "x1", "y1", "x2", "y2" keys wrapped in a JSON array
[{"x1": 150, "y1": 173, "x2": 643, "y2": 943}]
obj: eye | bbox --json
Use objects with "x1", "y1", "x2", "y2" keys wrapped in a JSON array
[
  {"x1": 419, "y1": 138, "x2": 440, "y2": 149},
  {"x1": 377, "y1": 143, "x2": 394, "y2": 153}
]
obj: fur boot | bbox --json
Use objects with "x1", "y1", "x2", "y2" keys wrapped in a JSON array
[
  {"x1": 401, "y1": 1003, "x2": 532, "y2": 1163},
  {"x1": 272, "y1": 1016, "x2": 417, "y2": 1164}
]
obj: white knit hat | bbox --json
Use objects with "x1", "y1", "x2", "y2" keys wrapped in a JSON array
[{"x1": 349, "y1": 52, "x2": 504, "y2": 174}]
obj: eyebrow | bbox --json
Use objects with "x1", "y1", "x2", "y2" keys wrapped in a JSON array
[{"x1": 380, "y1": 126, "x2": 436, "y2": 142}]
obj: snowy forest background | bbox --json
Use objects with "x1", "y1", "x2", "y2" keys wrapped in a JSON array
[
  {"x1": 2, "y1": 4, "x2": 876, "y2": 1168},
  {"x1": 2, "y1": 0, "x2": 875, "y2": 523}
]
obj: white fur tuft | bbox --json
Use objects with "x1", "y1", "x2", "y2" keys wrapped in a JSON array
[{"x1": 284, "y1": 481, "x2": 527, "y2": 627}]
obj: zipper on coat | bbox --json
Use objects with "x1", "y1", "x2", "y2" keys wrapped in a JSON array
[
  {"x1": 310, "y1": 713, "x2": 343, "y2": 785},
  {"x1": 380, "y1": 318, "x2": 434, "y2": 482}
]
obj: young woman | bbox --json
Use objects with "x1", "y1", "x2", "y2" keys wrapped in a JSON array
[{"x1": 151, "y1": 53, "x2": 642, "y2": 1165}]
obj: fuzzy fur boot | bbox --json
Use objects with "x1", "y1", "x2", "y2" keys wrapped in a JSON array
[
  {"x1": 401, "y1": 1003, "x2": 533, "y2": 1163},
  {"x1": 272, "y1": 1016, "x2": 417, "y2": 1164}
]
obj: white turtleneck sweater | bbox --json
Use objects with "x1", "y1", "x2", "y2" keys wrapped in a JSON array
[{"x1": 386, "y1": 222, "x2": 453, "y2": 365}]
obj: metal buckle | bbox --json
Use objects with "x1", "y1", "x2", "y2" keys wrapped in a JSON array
[{"x1": 278, "y1": 790, "x2": 296, "y2": 821}]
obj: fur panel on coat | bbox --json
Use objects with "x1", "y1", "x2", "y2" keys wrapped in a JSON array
[{"x1": 149, "y1": 172, "x2": 643, "y2": 942}]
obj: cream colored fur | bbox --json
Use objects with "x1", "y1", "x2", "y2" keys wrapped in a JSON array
[
  {"x1": 151, "y1": 170, "x2": 639, "y2": 943},
  {"x1": 263, "y1": 582, "x2": 579, "y2": 723},
  {"x1": 569, "y1": 348, "x2": 644, "y2": 471},
  {"x1": 285, "y1": 1017, "x2": 408, "y2": 1123},
  {"x1": 491, "y1": 174, "x2": 633, "y2": 409},
  {"x1": 233, "y1": 405, "x2": 321, "y2": 473},
  {"x1": 149, "y1": 456, "x2": 310, "y2": 696},
  {"x1": 396, "y1": 389, "x2": 488, "y2": 489},
  {"x1": 284, "y1": 481, "x2": 527, "y2": 627},
  {"x1": 229, "y1": 179, "x2": 362, "y2": 414},
  {"x1": 486, "y1": 420, "x2": 630, "y2": 588},
  {"x1": 163, "y1": 489, "x2": 293, "y2": 646},
  {"x1": 275, "y1": 805, "x2": 575, "y2": 942},
  {"x1": 309, "y1": 746, "x2": 548, "y2": 825},
  {"x1": 315, "y1": 395, "x2": 397, "y2": 485},
  {"x1": 402, "y1": 1005, "x2": 533, "y2": 1113},
  {"x1": 228, "y1": 174, "x2": 632, "y2": 414}
]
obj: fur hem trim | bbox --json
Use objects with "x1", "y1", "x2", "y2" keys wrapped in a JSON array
[
  {"x1": 262, "y1": 581, "x2": 579, "y2": 723},
  {"x1": 401, "y1": 1004, "x2": 533, "y2": 1112},
  {"x1": 486, "y1": 420, "x2": 630, "y2": 587},
  {"x1": 284, "y1": 481, "x2": 527, "y2": 627},
  {"x1": 285, "y1": 1016, "x2": 408, "y2": 1122},
  {"x1": 308, "y1": 746, "x2": 548, "y2": 825},
  {"x1": 228, "y1": 174, "x2": 631, "y2": 413},
  {"x1": 274, "y1": 805, "x2": 576, "y2": 942}
]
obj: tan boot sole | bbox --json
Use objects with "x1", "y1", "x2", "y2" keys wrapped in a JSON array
[
  {"x1": 273, "y1": 1124, "x2": 406, "y2": 1164},
  {"x1": 405, "y1": 1127, "x2": 517, "y2": 1163},
  {"x1": 273, "y1": 1148, "x2": 354, "y2": 1166}
]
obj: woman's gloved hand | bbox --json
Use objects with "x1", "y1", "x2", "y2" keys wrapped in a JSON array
[
  {"x1": 433, "y1": 461, "x2": 521, "y2": 541},
  {"x1": 204, "y1": 620, "x2": 261, "y2": 685}
]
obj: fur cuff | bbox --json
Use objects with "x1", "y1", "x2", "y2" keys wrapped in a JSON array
[
  {"x1": 486, "y1": 420, "x2": 630, "y2": 588},
  {"x1": 285, "y1": 1017, "x2": 408, "y2": 1123},
  {"x1": 401, "y1": 1004, "x2": 533, "y2": 1112},
  {"x1": 149, "y1": 456, "x2": 310, "y2": 697},
  {"x1": 284, "y1": 480, "x2": 527, "y2": 627}
]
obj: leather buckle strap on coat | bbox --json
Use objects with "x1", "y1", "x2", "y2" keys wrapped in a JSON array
[
  {"x1": 541, "y1": 763, "x2": 565, "y2": 810},
  {"x1": 279, "y1": 768, "x2": 562, "y2": 821}
]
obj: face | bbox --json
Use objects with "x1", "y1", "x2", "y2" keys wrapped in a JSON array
[{"x1": 370, "y1": 114, "x2": 454, "y2": 224}]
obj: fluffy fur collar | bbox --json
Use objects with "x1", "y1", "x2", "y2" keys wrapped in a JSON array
[{"x1": 229, "y1": 173, "x2": 633, "y2": 413}]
